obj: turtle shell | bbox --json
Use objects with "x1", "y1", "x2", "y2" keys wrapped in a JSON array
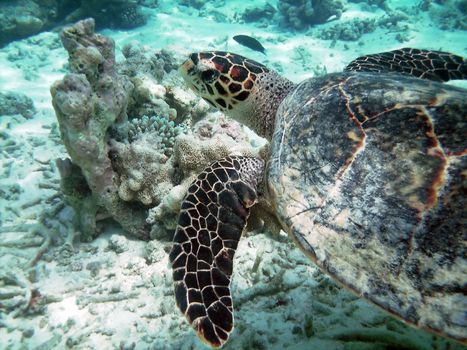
[{"x1": 267, "y1": 71, "x2": 466, "y2": 342}]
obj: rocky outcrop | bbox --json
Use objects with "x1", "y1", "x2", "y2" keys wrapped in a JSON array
[{"x1": 51, "y1": 18, "x2": 150, "y2": 239}]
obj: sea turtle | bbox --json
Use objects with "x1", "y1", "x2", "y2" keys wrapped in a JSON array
[{"x1": 170, "y1": 48, "x2": 467, "y2": 347}]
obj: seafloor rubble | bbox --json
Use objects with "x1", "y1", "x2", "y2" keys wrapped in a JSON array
[
  {"x1": 0, "y1": 7, "x2": 466, "y2": 350},
  {"x1": 0, "y1": 92, "x2": 36, "y2": 119}
]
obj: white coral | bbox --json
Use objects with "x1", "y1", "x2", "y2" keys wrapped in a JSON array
[
  {"x1": 147, "y1": 115, "x2": 264, "y2": 231},
  {"x1": 113, "y1": 139, "x2": 174, "y2": 206}
]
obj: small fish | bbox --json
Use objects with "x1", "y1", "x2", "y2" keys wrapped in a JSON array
[{"x1": 233, "y1": 35, "x2": 266, "y2": 55}]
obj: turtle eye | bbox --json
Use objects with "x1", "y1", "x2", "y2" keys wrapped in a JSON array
[{"x1": 200, "y1": 69, "x2": 219, "y2": 83}]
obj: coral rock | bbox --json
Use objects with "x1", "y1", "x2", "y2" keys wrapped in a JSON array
[
  {"x1": 112, "y1": 138, "x2": 174, "y2": 206},
  {"x1": 51, "y1": 19, "x2": 150, "y2": 239},
  {"x1": 147, "y1": 115, "x2": 262, "y2": 232},
  {"x1": 278, "y1": 0, "x2": 345, "y2": 29},
  {"x1": 130, "y1": 76, "x2": 177, "y2": 120},
  {"x1": 127, "y1": 115, "x2": 188, "y2": 156},
  {"x1": 242, "y1": 4, "x2": 277, "y2": 23},
  {"x1": 108, "y1": 234, "x2": 129, "y2": 254}
]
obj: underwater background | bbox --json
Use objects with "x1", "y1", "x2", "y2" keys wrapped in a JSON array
[{"x1": 0, "y1": 0, "x2": 466, "y2": 349}]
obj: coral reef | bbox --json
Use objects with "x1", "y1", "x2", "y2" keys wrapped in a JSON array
[
  {"x1": 178, "y1": 0, "x2": 207, "y2": 9},
  {"x1": 0, "y1": 0, "x2": 148, "y2": 48},
  {"x1": 0, "y1": 91, "x2": 36, "y2": 119},
  {"x1": 111, "y1": 137, "x2": 174, "y2": 206},
  {"x1": 278, "y1": 0, "x2": 345, "y2": 30},
  {"x1": 116, "y1": 113, "x2": 264, "y2": 239},
  {"x1": 348, "y1": 0, "x2": 389, "y2": 11},
  {"x1": 145, "y1": 114, "x2": 264, "y2": 240},
  {"x1": 118, "y1": 43, "x2": 209, "y2": 125},
  {"x1": 77, "y1": 0, "x2": 147, "y2": 29},
  {"x1": 0, "y1": 0, "x2": 55, "y2": 48},
  {"x1": 318, "y1": 18, "x2": 376, "y2": 41},
  {"x1": 1, "y1": 2, "x2": 466, "y2": 348},
  {"x1": 127, "y1": 115, "x2": 188, "y2": 156},
  {"x1": 51, "y1": 19, "x2": 150, "y2": 239},
  {"x1": 419, "y1": 0, "x2": 467, "y2": 30},
  {"x1": 120, "y1": 44, "x2": 180, "y2": 81},
  {"x1": 241, "y1": 3, "x2": 277, "y2": 24},
  {"x1": 128, "y1": 76, "x2": 177, "y2": 121},
  {"x1": 51, "y1": 19, "x2": 262, "y2": 242},
  {"x1": 317, "y1": 11, "x2": 410, "y2": 42}
]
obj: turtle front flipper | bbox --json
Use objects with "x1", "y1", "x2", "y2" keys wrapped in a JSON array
[
  {"x1": 169, "y1": 156, "x2": 264, "y2": 347},
  {"x1": 345, "y1": 48, "x2": 466, "y2": 82}
]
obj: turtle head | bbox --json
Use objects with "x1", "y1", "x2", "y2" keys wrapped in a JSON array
[{"x1": 180, "y1": 51, "x2": 294, "y2": 140}]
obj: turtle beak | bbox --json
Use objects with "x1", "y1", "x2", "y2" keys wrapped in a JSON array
[
  {"x1": 179, "y1": 58, "x2": 195, "y2": 79},
  {"x1": 179, "y1": 57, "x2": 200, "y2": 93}
]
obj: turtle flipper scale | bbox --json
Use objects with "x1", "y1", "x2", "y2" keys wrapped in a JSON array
[
  {"x1": 169, "y1": 156, "x2": 264, "y2": 348},
  {"x1": 345, "y1": 48, "x2": 466, "y2": 82}
]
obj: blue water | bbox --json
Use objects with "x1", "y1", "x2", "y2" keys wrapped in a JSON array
[{"x1": 0, "y1": 1, "x2": 466, "y2": 349}]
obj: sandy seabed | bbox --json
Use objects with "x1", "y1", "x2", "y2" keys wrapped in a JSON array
[{"x1": 0, "y1": 0, "x2": 466, "y2": 349}]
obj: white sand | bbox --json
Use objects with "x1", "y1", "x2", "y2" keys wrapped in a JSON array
[{"x1": 0, "y1": 1, "x2": 465, "y2": 349}]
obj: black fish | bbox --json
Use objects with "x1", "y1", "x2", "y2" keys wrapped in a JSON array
[{"x1": 233, "y1": 35, "x2": 266, "y2": 55}]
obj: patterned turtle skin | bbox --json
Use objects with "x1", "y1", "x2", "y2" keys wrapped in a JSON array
[
  {"x1": 170, "y1": 156, "x2": 264, "y2": 345},
  {"x1": 173, "y1": 48, "x2": 467, "y2": 347},
  {"x1": 345, "y1": 48, "x2": 467, "y2": 81}
]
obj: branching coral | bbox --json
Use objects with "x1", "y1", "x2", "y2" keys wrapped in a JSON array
[
  {"x1": 111, "y1": 138, "x2": 174, "y2": 206},
  {"x1": 0, "y1": 184, "x2": 70, "y2": 324},
  {"x1": 128, "y1": 115, "x2": 188, "y2": 156},
  {"x1": 111, "y1": 114, "x2": 188, "y2": 206},
  {"x1": 146, "y1": 114, "x2": 263, "y2": 237}
]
